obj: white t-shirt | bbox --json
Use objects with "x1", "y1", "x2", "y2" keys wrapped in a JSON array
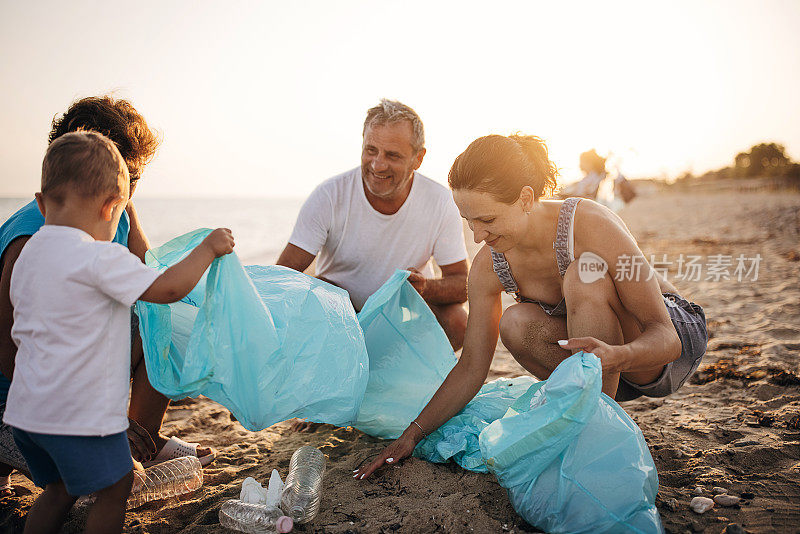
[
  {"x1": 289, "y1": 167, "x2": 467, "y2": 310},
  {"x1": 4, "y1": 225, "x2": 160, "y2": 436}
]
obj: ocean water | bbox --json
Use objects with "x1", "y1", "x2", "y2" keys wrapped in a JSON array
[{"x1": 0, "y1": 197, "x2": 305, "y2": 265}]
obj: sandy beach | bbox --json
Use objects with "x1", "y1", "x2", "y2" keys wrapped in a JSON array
[{"x1": 1, "y1": 183, "x2": 799, "y2": 533}]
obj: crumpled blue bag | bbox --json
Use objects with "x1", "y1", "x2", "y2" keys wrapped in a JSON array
[
  {"x1": 135, "y1": 230, "x2": 661, "y2": 532},
  {"x1": 415, "y1": 353, "x2": 662, "y2": 533},
  {"x1": 135, "y1": 229, "x2": 369, "y2": 431},
  {"x1": 479, "y1": 353, "x2": 662, "y2": 533},
  {"x1": 354, "y1": 270, "x2": 458, "y2": 439},
  {"x1": 414, "y1": 376, "x2": 537, "y2": 472}
]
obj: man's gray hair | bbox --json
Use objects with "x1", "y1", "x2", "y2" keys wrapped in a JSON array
[{"x1": 363, "y1": 99, "x2": 425, "y2": 153}]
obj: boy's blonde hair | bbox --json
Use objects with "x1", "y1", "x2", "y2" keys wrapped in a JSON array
[{"x1": 41, "y1": 131, "x2": 128, "y2": 204}]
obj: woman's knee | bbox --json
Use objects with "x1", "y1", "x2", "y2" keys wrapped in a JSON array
[
  {"x1": 499, "y1": 304, "x2": 530, "y2": 348},
  {"x1": 563, "y1": 263, "x2": 644, "y2": 342},
  {"x1": 499, "y1": 304, "x2": 564, "y2": 352},
  {"x1": 563, "y1": 262, "x2": 618, "y2": 309}
]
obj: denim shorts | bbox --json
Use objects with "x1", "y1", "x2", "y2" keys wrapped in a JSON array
[
  {"x1": 11, "y1": 428, "x2": 133, "y2": 496},
  {"x1": 615, "y1": 293, "x2": 708, "y2": 402}
]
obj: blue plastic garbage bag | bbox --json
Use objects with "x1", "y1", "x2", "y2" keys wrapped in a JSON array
[
  {"x1": 479, "y1": 352, "x2": 663, "y2": 534},
  {"x1": 353, "y1": 270, "x2": 458, "y2": 439},
  {"x1": 414, "y1": 376, "x2": 537, "y2": 472},
  {"x1": 135, "y1": 229, "x2": 369, "y2": 431}
]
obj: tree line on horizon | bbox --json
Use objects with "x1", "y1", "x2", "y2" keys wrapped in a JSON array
[{"x1": 677, "y1": 142, "x2": 800, "y2": 184}]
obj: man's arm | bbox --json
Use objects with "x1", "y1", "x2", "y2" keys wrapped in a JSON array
[
  {"x1": 408, "y1": 260, "x2": 468, "y2": 305},
  {"x1": 0, "y1": 237, "x2": 30, "y2": 380},
  {"x1": 276, "y1": 243, "x2": 316, "y2": 274}
]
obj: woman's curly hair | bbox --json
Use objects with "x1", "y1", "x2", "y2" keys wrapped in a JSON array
[{"x1": 49, "y1": 96, "x2": 160, "y2": 182}]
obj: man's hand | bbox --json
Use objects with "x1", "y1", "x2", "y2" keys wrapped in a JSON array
[
  {"x1": 407, "y1": 268, "x2": 427, "y2": 296},
  {"x1": 127, "y1": 418, "x2": 157, "y2": 463},
  {"x1": 202, "y1": 228, "x2": 235, "y2": 258},
  {"x1": 557, "y1": 337, "x2": 627, "y2": 374},
  {"x1": 408, "y1": 260, "x2": 467, "y2": 306}
]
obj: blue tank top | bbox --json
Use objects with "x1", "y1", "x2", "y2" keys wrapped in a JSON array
[{"x1": 0, "y1": 200, "x2": 130, "y2": 403}]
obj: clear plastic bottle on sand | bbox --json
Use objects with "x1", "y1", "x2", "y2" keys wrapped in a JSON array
[
  {"x1": 128, "y1": 456, "x2": 203, "y2": 508},
  {"x1": 219, "y1": 499, "x2": 294, "y2": 533},
  {"x1": 280, "y1": 446, "x2": 326, "y2": 524}
]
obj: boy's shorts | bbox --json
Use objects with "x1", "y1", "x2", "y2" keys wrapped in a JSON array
[
  {"x1": 615, "y1": 292, "x2": 708, "y2": 402},
  {"x1": 11, "y1": 428, "x2": 132, "y2": 496}
]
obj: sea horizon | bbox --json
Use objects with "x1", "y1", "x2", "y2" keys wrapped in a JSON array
[{"x1": 0, "y1": 197, "x2": 306, "y2": 265}]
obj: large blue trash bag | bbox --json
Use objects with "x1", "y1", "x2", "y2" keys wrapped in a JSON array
[
  {"x1": 353, "y1": 270, "x2": 458, "y2": 439},
  {"x1": 135, "y1": 229, "x2": 369, "y2": 431},
  {"x1": 479, "y1": 352, "x2": 663, "y2": 534},
  {"x1": 414, "y1": 376, "x2": 537, "y2": 472}
]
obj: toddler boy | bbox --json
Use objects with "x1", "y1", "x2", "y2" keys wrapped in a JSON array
[{"x1": 3, "y1": 131, "x2": 234, "y2": 533}]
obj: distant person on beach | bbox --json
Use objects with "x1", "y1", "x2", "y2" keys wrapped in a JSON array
[
  {"x1": 569, "y1": 149, "x2": 607, "y2": 199},
  {"x1": 0, "y1": 96, "x2": 216, "y2": 497},
  {"x1": 2, "y1": 131, "x2": 234, "y2": 532},
  {"x1": 562, "y1": 149, "x2": 637, "y2": 206},
  {"x1": 356, "y1": 134, "x2": 707, "y2": 479},
  {"x1": 277, "y1": 99, "x2": 469, "y2": 349}
]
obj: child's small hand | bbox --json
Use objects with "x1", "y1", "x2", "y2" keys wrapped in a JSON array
[{"x1": 203, "y1": 228, "x2": 235, "y2": 258}]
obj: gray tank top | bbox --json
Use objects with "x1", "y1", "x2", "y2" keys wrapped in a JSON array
[{"x1": 490, "y1": 197, "x2": 582, "y2": 316}]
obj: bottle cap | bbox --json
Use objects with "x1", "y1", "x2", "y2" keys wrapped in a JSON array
[{"x1": 276, "y1": 515, "x2": 294, "y2": 533}]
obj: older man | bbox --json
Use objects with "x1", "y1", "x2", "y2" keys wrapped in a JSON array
[{"x1": 277, "y1": 99, "x2": 468, "y2": 350}]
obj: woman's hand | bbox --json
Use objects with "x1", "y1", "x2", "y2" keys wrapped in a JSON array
[
  {"x1": 558, "y1": 337, "x2": 628, "y2": 374},
  {"x1": 353, "y1": 252, "x2": 502, "y2": 481},
  {"x1": 353, "y1": 424, "x2": 424, "y2": 480}
]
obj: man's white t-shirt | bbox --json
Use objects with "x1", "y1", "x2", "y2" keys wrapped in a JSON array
[
  {"x1": 289, "y1": 167, "x2": 467, "y2": 310},
  {"x1": 3, "y1": 225, "x2": 160, "y2": 436}
]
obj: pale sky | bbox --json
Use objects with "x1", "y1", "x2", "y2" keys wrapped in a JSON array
[{"x1": 1, "y1": 0, "x2": 799, "y2": 198}]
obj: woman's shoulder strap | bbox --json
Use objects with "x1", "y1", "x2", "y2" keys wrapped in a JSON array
[
  {"x1": 490, "y1": 248, "x2": 520, "y2": 295},
  {"x1": 553, "y1": 197, "x2": 582, "y2": 277}
]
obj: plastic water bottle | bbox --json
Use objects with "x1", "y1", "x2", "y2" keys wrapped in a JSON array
[
  {"x1": 280, "y1": 446, "x2": 326, "y2": 524},
  {"x1": 219, "y1": 499, "x2": 294, "y2": 533},
  {"x1": 128, "y1": 456, "x2": 203, "y2": 508}
]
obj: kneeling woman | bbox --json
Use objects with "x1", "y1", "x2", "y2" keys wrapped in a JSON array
[{"x1": 356, "y1": 134, "x2": 707, "y2": 479}]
